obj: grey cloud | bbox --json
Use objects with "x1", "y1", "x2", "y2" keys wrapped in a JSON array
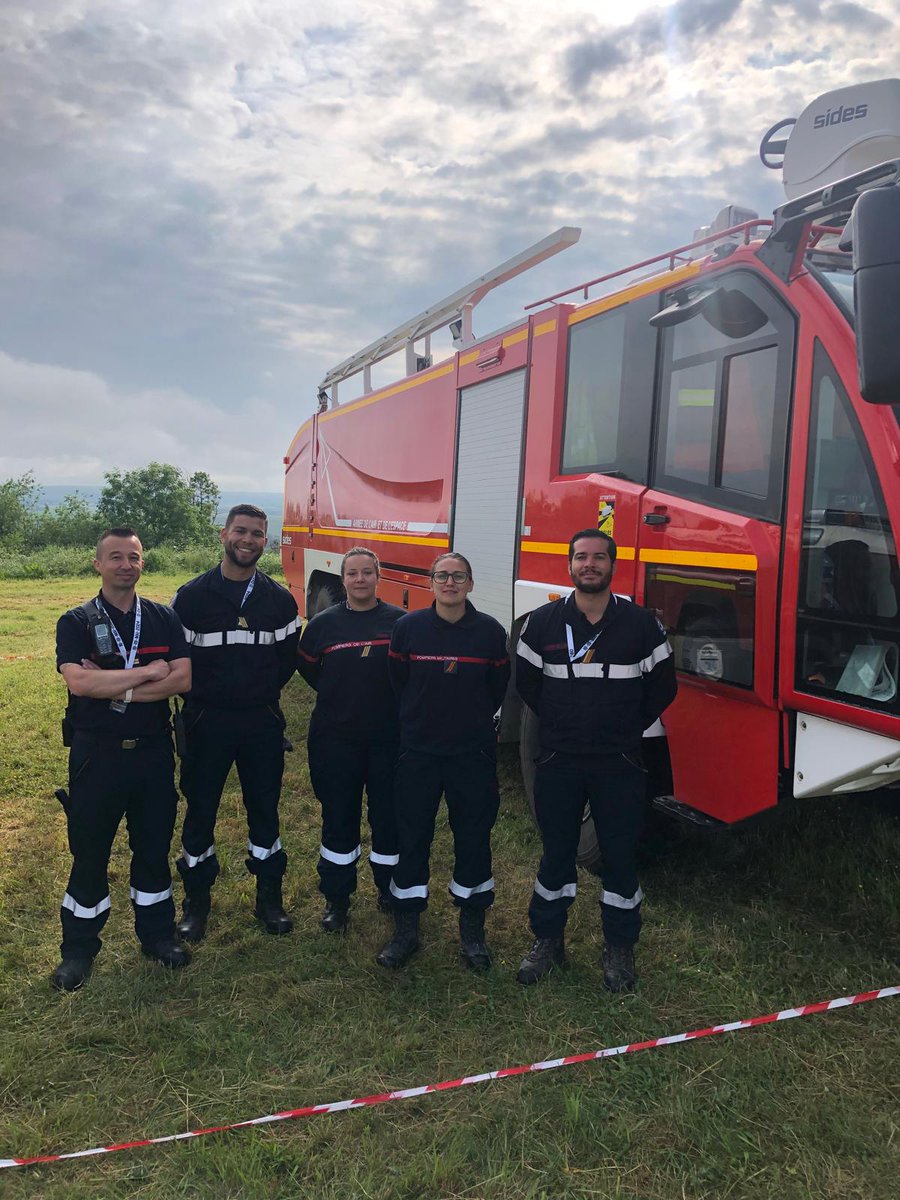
[
  {"x1": 565, "y1": 38, "x2": 627, "y2": 93},
  {"x1": 825, "y1": 2, "x2": 891, "y2": 30}
]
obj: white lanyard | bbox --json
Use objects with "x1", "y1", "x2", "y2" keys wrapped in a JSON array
[
  {"x1": 240, "y1": 572, "x2": 256, "y2": 608},
  {"x1": 97, "y1": 596, "x2": 142, "y2": 669},
  {"x1": 566, "y1": 623, "x2": 604, "y2": 664}
]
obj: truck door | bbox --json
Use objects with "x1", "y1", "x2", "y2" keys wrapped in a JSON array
[{"x1": 637, "y1": 269, "x2": 796, "y2": 822}]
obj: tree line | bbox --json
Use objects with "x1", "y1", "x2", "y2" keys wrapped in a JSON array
[{"x1": 0, "y1": 463, "x2": 222, "y2": 551}]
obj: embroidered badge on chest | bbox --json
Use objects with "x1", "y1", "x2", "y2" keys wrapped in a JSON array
[
  {"x1": 444, "y1": 659, "x2": 458, "y2": 674},
  {"x1": 361, "y1": 644, "x2": 371, "y2": 658},
  {"x1": 238, "y1": 615, "x2": 249, "y2": 630}
]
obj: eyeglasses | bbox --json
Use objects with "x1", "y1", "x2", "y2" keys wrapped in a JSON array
[{"x1": 431, "y1": 570, "x2": 470, "y2": 583}]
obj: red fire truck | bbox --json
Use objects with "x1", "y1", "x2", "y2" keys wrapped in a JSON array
[{"x1": 282, "y1": 79, "x2": 900, "y2": 836}]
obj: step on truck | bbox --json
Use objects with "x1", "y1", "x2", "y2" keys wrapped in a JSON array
[{"x1": 283, "y1": 79, "x2": 900, "y2": 853}]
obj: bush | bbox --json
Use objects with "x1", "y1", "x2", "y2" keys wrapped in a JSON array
[{"x1": 0, "y1": 544, "x2": 284, "y2": 581}]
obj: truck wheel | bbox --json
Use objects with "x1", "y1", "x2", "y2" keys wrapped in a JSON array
[
  {"x1": 519, "y1": 706, "x2": 602, "y2": 874},
  {"x1": 308, "y1": 576, "x2": 344, "y2": 617}
]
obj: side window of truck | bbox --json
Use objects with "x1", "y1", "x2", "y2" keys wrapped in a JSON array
[
  {"x1": 653, "y1": 271, "x2": 795, "y2": 520},
  {"x1": 561, "y1": 292, "x2": 658, "y2": 482},
  {"x1": 795, "y1": 344, "x2": 900, "y2": 714}
]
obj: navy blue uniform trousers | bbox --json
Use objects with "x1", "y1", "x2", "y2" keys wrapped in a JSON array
[
  {"x1": 177, "y1": 704, "x2": 287, "y2": 889},
  {"x1": 389, "y1": 748, "x2": 500, "y2": 913},
  {"x1": 529, "y1": 752, "x2": 645, "y2": 945},
  {"x1": 307, "y1": 735, "x2": 400, "y2": 901},
  {"x1": 60, "y1": 732, "x2": 177, "y2": 959}
]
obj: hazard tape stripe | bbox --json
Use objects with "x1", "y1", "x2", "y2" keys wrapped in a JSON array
[{"x1": 2, "y1": 985, "x2": 896, "y2": 1171}]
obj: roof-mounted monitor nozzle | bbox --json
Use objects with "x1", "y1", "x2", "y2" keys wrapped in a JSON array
[{"x1": 761, "y1": 79, "x2": 900, "y2": 200}]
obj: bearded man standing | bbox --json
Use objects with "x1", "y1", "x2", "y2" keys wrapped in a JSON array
[
  {"x1": 171, "y1": 504, "x2": 300, "y2": 940},
  {"x1": 515, "y1": 529, "x2": 676, "y2": 991}
]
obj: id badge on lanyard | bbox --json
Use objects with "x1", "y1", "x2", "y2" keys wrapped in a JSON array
[
  {"x1": 98, "y1": 597, "x2": 141, "y2": 713},
  {"x1": 566, "y1": 623, "x2": 602, "y2": 664},
  {"x1": 237, "y1": 572, "x2": 256, "y2": 629}
]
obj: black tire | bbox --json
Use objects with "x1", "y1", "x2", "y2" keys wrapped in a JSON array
[
  {"x1": 307, "y1": 576, "x2": 344, "y2": 617},
  {"x1": 518, "y1": 706, "x2": 603, "y2": 873}
]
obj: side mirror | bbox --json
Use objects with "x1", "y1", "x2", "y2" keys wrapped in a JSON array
[{"x1": 853, "y1": 184, "x2": 900, "y2": 404}]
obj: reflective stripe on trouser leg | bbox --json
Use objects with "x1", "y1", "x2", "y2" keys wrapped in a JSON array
[
  {"x1": 588, "y1": 759, "x2": 645, "y2": 946},
  {"x1": 363, "y1": 740, "x2": 400, "y2": 896},
  {"x1": 308, "y1": 736, "x2": 366, "y2": 902},
  {"x1": 235, "y1": 708, "x2": 287, "y2": 880},
  {"x1": 527, "y1": 753, "x2": 586, "y2": 937},
  {"x1": 390, "y1": 750, "x2": 444, "y2": 912},
  {"x1": 178, "y1": 709, "x2": 231, "y2": 891},
  {"x1": 444, "y1": 750, "x2": 500, "y2": 910}
]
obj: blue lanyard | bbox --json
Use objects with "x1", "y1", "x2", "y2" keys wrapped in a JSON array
[{"x1": 96, "y1": 596, "x2": 142, "y2": 669}]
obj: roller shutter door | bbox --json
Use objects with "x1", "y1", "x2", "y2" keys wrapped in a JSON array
[{"x1": 452, "y1": 369, "x2": 526, "y2": 630}]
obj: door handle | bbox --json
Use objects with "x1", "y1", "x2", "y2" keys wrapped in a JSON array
[{"x1": 643, "y1": 513, "x2": 671, "y2": 526}]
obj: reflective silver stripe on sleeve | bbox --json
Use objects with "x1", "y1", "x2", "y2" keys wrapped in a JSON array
[
  {"x1": 181, "y1": 624, "x2": 197, "y2": 643},
  {"x1": 643, "y1": 718, "x2": 665, "y2": 737},
  {"x1": 180, "y1": 843, "x2": 215, "y2": 868},
  {"x1": 130, "y1": 885, "x2": 173, "y2": 906},
  {"x1": 62, "y1": 893, "x2": 111, "y2": 919},
  {"x1": 533, "y1": 878, "x2": 577, "y2": 902},
  {"x1": 369, "y1": 850, "x2": 400, "y2": 866},
  {"x1": 448, "y1": 876, "x2": 495, "y2": 898},
  {"x1": 247, "y1": 837, "x2": 283, "y2": 860},
  {"x1": 319, "y1": 843, "x2": 362, "y2": 865},
  {"x1": 601, "y1": 886, "x2": 644, "y2": 910},
  {"x1": 389, "y1": 880, "x2": 429, "y2": 900},
  {"x1": 516, "y1": 639, "x2": 543, "y2": 668},
  {"x1": 542, "y1": 663, "x2": 568, "y2": 678},
  {"x1": 640, "y1": 641, "x2": 673, "y2": 673},
  {"x1": 274, "y1": 617, "x2": 300, "y2": 642}
]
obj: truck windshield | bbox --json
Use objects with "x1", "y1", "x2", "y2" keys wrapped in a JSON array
[{"x1": 815, "y1": 265, "x2": 854, "y2": 316}]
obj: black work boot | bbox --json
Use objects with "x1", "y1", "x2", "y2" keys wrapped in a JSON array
[
  {"x1": 321, "y1": 898, "x2": 349, "y2": 933},
  {"x1": 516, "y1": 934, "x2": 566, "y2": 985},
  {"x1": 176, "y1": 890, "x2": 211, "y2": 943},
  {"x1": 50, "y1": 956, "x2": 94, "y2": 992},
  {"x1": 255, "y1": 878, "x2": 293, "y2": 935},
  {"x1": 602, "y1": 942, "x2": 636, "y2": 993},
  {"x1": 459, "y1": 908, "x2": 491, "y2": 971},
  {"x1": 376, "y1": 911, "x2": 420, "y2": 969},
  {"x1": 141, "y1": 938, "x2": 192, "y2": 969}
]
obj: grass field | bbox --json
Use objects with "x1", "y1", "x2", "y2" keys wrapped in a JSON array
[{"x1": 0, "y1": 576, "x2": 898, "y2": 1198}]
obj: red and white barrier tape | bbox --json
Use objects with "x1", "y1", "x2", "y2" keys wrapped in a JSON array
[{"x1": 3, "y1": 984, "x2": 897, "y2": 1171}]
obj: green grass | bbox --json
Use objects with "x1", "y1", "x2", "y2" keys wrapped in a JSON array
[{"x1": 1, "y1": 576, "x2": 898, "y2": 1198}]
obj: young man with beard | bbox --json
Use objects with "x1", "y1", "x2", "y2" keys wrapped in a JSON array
[
  {"x1": 377, "y1": 552, "x2": 510, "y2": 972},
  {"x1": 171, "y1": 504, "x2": 300, "y2": 940},
  {"x1": 514, "y1": 529, "x2": 676, "y2": 991},
  {"x1": 53, "y1": 527, "x2": 192, "y2": 991},
  {"x1": 298, "y1": 548, "x2": 405, "y2": 932}
]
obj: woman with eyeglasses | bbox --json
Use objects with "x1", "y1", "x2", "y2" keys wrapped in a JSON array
[{"x1": 377, "y1": 552, "x2": 510, "y2": 972}]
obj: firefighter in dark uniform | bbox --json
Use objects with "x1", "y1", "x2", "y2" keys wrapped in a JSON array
[
  {"x1": 377, "y1": 552, "x2": 510, "y2": 972},
  {"x1": 298, "y1": 547, "x2": 405, "y2": 931},
  {"x1": 52, "y1": 527, "x2": 192, "y2": 992},
  {"x1": 170, "y1": 504, "x2": 300, "y2": 940},
  {"x1": 515, "y1": 529, "x2": 677, "y2": 991}
]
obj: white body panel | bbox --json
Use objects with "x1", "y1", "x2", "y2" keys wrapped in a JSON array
[
  {"x1": 452, "y1": 370, "x2": 527, "y2": 630},
  {"x1": 793, "y1": 712, "x2": 900, "y2": 798}
]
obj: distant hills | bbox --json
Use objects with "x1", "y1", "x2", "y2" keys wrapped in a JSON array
[{"x1": 36, "y1": 485, "x2": 285, "y2": 535}]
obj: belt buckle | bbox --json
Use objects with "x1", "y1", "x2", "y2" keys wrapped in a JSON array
[{"x1": 122, "y1": 739, "x2": 138, "y2": 751}]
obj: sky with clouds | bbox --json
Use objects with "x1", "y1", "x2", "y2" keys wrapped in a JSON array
[{"x1": 1, "y1": 0, "x2": 897, "y2": 492}]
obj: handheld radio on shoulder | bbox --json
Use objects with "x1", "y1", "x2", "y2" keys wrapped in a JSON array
[{"x1": 80, "y1": 600, "x2": 121, "y2": 669}]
